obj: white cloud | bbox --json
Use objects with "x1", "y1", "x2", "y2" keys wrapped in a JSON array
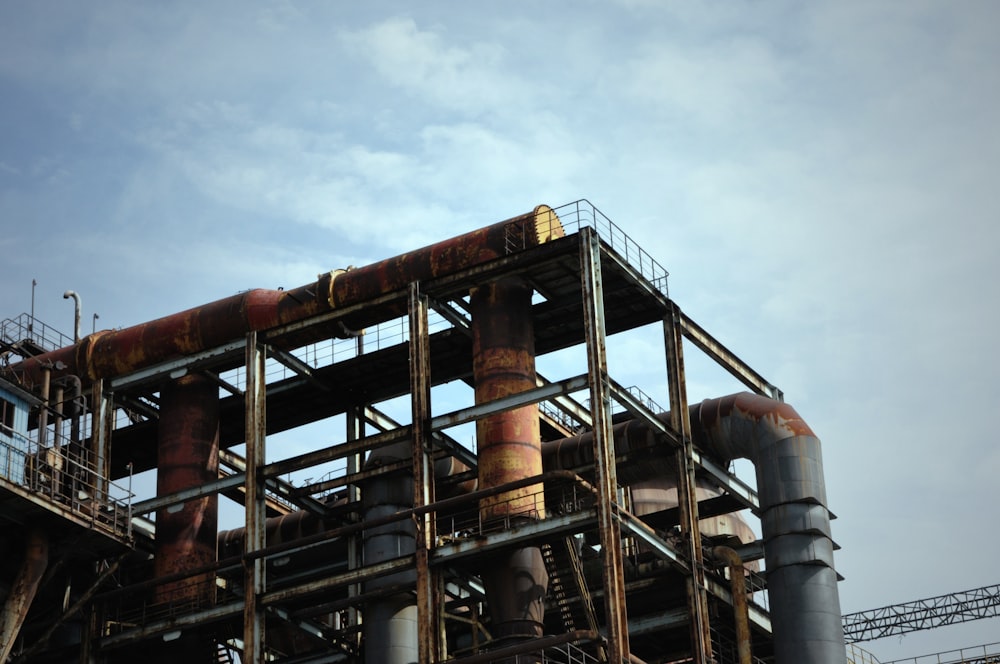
[{"x1": 340, "y1": 17, "x2": 515, "y2": 115}]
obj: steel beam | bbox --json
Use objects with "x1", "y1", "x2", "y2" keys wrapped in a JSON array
[
  {"x1": 410, "y1": 283, "x2": 443, "y2": 662},
  {"x1": 678, "y1": 310, "x2": 782, "y2": 401},
  {"x1": 429, "y1": 374, "x2": 589, "y2": 432},
  {"x1": 107, "y1": 339, "x2": 246, "y2": 392},
  {"x1": 243, "y1": 332, "x2": 267, "y2": 663},
  {"x1": 580, "y1": 228, "x2": 631, "y2": 663},
  {"x1": 91, "y1": 379, "x2": 114, "y2": 503},
  {"x1": 664, "y1": 302, "x2": 713, "y2": 664}
]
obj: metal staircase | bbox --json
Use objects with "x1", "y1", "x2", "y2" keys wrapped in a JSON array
[{"x1": 542, "y1": 536, "x2": 601, "y2": 637}]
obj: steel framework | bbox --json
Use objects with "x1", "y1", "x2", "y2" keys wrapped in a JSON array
[
  {"x1": 843, "y1": 584, "x2": 1000, "y2": 643},
  {"x1": 0, "y1": 200, "x2": 844, "y2": 663}
]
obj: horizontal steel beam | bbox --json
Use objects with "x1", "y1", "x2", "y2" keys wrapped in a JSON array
[
  {"x1": 678, "y1": 311, "x2": 782, "y2": 401},
  {"x1": 108, "y1": 339, "x2": 246, "y2": 392},
  {"x1": 262, "y1": 554, "x2": 416, "y2": 605},
  {"x1": 99, "y1": 602, "x2": 243, "y2": 648},
  {"x1": 432, "y1": 509, "x2": 597, "y2": 563},
  {"x1": 430, "y1": 374, "x2": 590, "y2": 432}
]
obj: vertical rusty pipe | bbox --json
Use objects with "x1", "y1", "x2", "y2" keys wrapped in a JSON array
[
  {"x1": 713, "y1": 546, "x2": 752, "y2": 664},
  {"x1": 153, "y1": 374, "x2": 219, "y2": 658},
  {"x1": 0, "y1": 528, "x2": 49, "y2": 663},
  {"x1": 471, "y1": 278, "x2": 548, "y2": 649}
]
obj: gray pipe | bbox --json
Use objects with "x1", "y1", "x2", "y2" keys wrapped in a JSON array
[
  {"x1": 362, "y1": 441, "x2": 417, "y2": 664},
  {"x1": 542, "y1": 392, "x2": 846, "y2": 664},
  {"x1": 690, "y1": 393, "x2": 846, "y2": 664}
]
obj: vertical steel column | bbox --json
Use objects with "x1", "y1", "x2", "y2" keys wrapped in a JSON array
[
  {"x1": 0, "y1": 528, "x2": 48, "y2": 663},
  {"x1": 579, "y1": 228, "x2": 630, "y2": 663},
  {"x1": 410, "y1": 283, "x2": 442, "y2": 662},
  {"x1": 664, "y1": 303, "x2": 712, "y2": 663},
  {"x1": 243, "y1": 333, "x2": 267, "y2": 663},
  {"x1": 346, "y1": 401, "x2": 363, "y2": 646}
]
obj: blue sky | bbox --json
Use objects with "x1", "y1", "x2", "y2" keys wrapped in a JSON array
[{"x1": 2, "y1": 2, "x2": 998, "y2": 659}]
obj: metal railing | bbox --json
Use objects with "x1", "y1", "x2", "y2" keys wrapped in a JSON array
[
  {"x1": 0, "y1": 312, "x2": 73, "y2": 358},
  {"x1": 544, "y1": 200, "x2": 670, "y2": 297},
  {"x1": 882, "y1": 642, "x2": 1000, "y2": 664},
  {"x1": 0, "y1": 426, "x2": 133, "y2": 541}
]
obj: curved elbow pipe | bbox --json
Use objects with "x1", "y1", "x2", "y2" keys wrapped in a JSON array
[
  {"x1": 541, "y1": 393, "x2": 846, "y2": 664},
  {"x1": 63, "y1": 290, "x2": 81, "y2": 343},
  {"x1": 691, "y1": 393, "x2": 845, "y2": 664}
]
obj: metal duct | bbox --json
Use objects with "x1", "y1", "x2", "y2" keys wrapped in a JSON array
[
  {"x1": 471, "y1": 278, "x2": 548, "y2": 652},
  {"x1": 9, "y1": 205, "x2": 564, "y2": 387},
  {"x1": 691, "y1": 393, "x2": 846, "y2": 664},
  {"x1": 542, "y1": 392, "x2": 845, "y2": 664},
  {"x1": 361, "y1": 441, "x2": 417, "y2": 664}
]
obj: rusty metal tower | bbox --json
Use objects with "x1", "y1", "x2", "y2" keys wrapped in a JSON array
[{"x1": 0, "y1": 201, "x2": 846, "y2": 663}]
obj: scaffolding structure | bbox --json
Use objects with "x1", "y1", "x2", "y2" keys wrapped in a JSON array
[{"x1": 0, "y1": 201, "x2": 843, "y2": 663}]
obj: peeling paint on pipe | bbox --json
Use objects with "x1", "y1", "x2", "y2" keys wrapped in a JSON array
[
  {"x1": 10, "y1": 205, "x2": 563, "y2": 387},
  {"x1": 154, "y1": 374, "x2": 219, "y2": 610},
  {"x1": 471, "y1": 277, "x2": 548, "y2": 655}
]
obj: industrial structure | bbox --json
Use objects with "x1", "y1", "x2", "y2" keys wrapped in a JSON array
[{"x1": 0, "y1": 201, "x2": 847, "y2": 663}]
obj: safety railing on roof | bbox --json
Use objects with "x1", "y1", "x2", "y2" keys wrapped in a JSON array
[
  {"x1": 847, "y1": 644, "x2": 884, "y2": 664},
  {"x1": 543, "y1": 199, "x2": 670, "y2": 298},
  {"x1": 0, "y1": 313, "x2": 73, "y2": 358},
  {"x1": 245, "y1": 200, "x2": 669, "y2": 386}
]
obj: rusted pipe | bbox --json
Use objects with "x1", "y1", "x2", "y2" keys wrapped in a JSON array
[
  {"x1": 0, "y1": 528, "x2": 49, "y2": 663},
  {"x1": 713, "y1": 546, "x2": 752, "y2": 664},
  {"x1": 472, "y1": 278, "x2": 545, "y2": 521},
  {"x1": 153, "y1": 374, "x2": 219, "y2": 609},
  {"x1": 10, "y1": 205, "x2": 563, "y2": 386},
  {"x1": 471, "y1": 277, "x2": 548, "y2": 654}
]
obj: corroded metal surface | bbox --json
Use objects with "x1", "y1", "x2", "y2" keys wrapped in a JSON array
[
  {"x1": 0, "y1": 529, "x2": 48, "y2": 663},
  {"x1": 10, "y1": 205, "x2": 563, "y2": 387},
  {"x1": 713, "y1": 546, "x2": 753, "y2": 664},
  {"x1": 471, "y1": 276, "x2": 550, "y2": 655},
  {"x1": 471, "y1": 278, "x2": 544, "y2": 521},
  {"x1": 579, "y1": 227, "x2": 631, "y2": 664},
  {"x1": 153, "y1": 373, "x2": 219, "y2": 607}
]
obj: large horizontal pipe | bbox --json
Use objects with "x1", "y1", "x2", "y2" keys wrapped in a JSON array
[{"x1": 8, "y1": 206, "x2": 563, "y2": 387}]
